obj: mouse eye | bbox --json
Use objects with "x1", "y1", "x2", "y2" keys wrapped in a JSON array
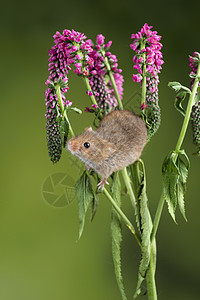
[
  {"x1": 84, "y1": 142, "x2": 90, "y2": 149},
  {"x1": 84, "y1": 142, "x2": 90, "y2": 148}
]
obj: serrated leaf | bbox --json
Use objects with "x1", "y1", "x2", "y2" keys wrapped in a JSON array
[
  {"x1": 58, "y1": 117, "x2": 69, "y2": 148},
  {"x1": 90, "y1": 189, "x2": 99, "y2": 222},
  {"x1": 162, "y1": 150, "x2": 190, "y2": 222},
  {"x1": 133, "y1": 160, "x2": 152, "y2": 298},
  {"x1": 174, "y1": 91, "x2": 187, "y2": 117},
  {"x1": 129, "y1": 162, "x2": 142, "y2": 233},
  {"x1": 176, "y1": 151, "x2": 190, "y2": 221},
  {"x1": 75, "y1": 171, "x2": 94, "y2": 239},
  {"x1": 168, "y1": 81, "x2": 191, "y2": 94},
  {"x1": 110, "y1": 172, "x2": 127, "y2": 300},
  {"x1": 162, "y1": 152, "x2": 179, "y2": 222}
]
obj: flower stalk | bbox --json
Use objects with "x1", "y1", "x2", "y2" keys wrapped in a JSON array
[
  {"x1": 55, "y1": 85, "x2": 75, "y2": 137},
  {"x1": 175, "y1": 61, "x2": 200, "y2": 155},
  {"x1": 151, "y1": 59, "x2": 200, "y2": 243},
  {"x1": 103, "y1": 188, "x2": 141, "y2": 246},
  {"x1": 141, "y1": 39, "x2": 147, "y2": 106},
  {"x1": 83, "y1": 76, "x2": 99, "y2": 107},
  {"x1": 104, "y1": 55, "x2": 123, "y2": 110}
]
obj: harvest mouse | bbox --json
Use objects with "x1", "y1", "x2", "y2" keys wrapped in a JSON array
[{"x1": 68, "y1": 110, "x2": 147, "y2": 189}]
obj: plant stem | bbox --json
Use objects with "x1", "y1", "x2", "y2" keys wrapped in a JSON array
[
  {"x1": 104, "y1": 188, "x2": 141, "y2": 246},
  {"x1": 140, "y1": 39, "x2": 147, "y2": 106},
  {"x1": 103, "y1": 54, "x2": 123, "y2": 110},
  {"x1": 146, "y1": 241, "x2": 157, "y2": 300},
  {"x1": 121, "y1": 168, "x2": 137, "y2": 212},
  {"x1": 83, "y1": 76, "x2": 99, "y2": 107},
  {"x1": 151, "y1": 61, "x2": 200, "y2": 242},
  {"x1": 55, "y1": 85, "x2": 75, "y2": 137},
  {"x1": 175, "y1": 61, "x2": 200, "y2": 155},
  {"x1": 150, "y1": 193, "x2": 165, "y2": 242}
]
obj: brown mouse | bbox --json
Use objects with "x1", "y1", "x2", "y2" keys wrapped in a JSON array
[{"x1": 68, "y1": 110, "x2": 147, "y2": 189}]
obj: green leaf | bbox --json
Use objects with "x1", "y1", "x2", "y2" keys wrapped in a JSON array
[
  {"x1": 68, "y1": 107, "x2": 82, "y2": 114},
  {"x1": 133, "y1": 160, "x2": 152, "y2": 299},
  {"x1": 162, "y1": 150, "x2": 190, "y2": 222},
  {"x1": 176, "y1": 150, "x2": 190, "y2": 221},
  {"x1": 58, "y1": 117, "x2": 69, "y2": 148},
  {"x1": 110, "y1": 172, "x2": 127, "y2": 300},
  {"x1": 129, "y1": 162, "x2": 143, "y2": 233},
  {"x1": 174, "y1": 91, "x2": 187, "y2": 117},
  {"x1": 162, "y1": 152, "x2": 179, "y2": 222},
  {"x1": 75, "y1": 171, "x2": 94, "y2": 239},
  {"x1": 90, "y1": 189, "x2": 99, "y2": 222},
  {"x1": 168, "y1": 81, "x2": 191, "y2": 94}
]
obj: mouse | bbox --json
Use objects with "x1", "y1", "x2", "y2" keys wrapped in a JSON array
[{"x1": 68, "y1": 110, "x2": 147, "y2": 189}]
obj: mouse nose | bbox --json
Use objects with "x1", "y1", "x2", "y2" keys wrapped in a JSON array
[{"x1": 67, "y1": 139, "x2": 72, "y2": 149}]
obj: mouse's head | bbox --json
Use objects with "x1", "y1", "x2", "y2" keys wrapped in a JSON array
[{"x1": 68, "y1": 127, "x2": 115, "y2": 166}]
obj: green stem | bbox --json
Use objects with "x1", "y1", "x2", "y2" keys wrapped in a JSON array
[
  {"x1": 151, "y1": 60, "x2": 200, "y2": 242},
  {"x1": 83, "y1": 76, "x2": 99, "y2": 107},
  {"x1": 108, "y1": 68, "x2": 123, "y2": 110},
  {"x1": 146, "y1": 241, "x2": 157, "y2": 300},
  {"x1": 150, "y1": 193, "x2": 165, "y2": 242},
  {"x1": 121, "y1": 168, "x2": 137, "y2": 212},
  {"x1": 141, "y1": 39, "x2": 147, "y2": 106},
  {"x1": 103, "y1": 53, "x2": 123, "y2": 110},
  {"x1": 55, "y1": 85, "x2": 75, "y2": 137},
  {"x1": 175, "y1": 62, "x2": 200, "y2": 155},
  {"x1": 103, "y1": 188, "x2": 141, "y2": 246}
]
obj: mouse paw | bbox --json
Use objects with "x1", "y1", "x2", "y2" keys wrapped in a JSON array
[
  {"x1": 97, "y1": 178, "x2": 109, "y2": 190},
  {"x1": 85, "y1": 164, "x2": 91, "y2": 171}
]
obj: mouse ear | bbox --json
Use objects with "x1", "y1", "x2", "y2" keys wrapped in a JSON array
[{"x1": 84, "y1": 126, "x2": 93, "y2": 132}]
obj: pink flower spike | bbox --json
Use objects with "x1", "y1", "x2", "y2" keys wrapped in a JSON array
[
  {"x1": 141, "y1": 102, "x2": 148, "y2": 110},
  {"x1": 90, "y1": 70, "x2": 97, "y2": 75},
  {"x1": 91, "y1": 104, "x2": 98, "y2": 108},
  {"x1": 96, "y1": 45, "x2": 101, "y2": 50},
  {"x1": 105, "y1": 51, "x2": 111, "y2": 57},
  {"x1": 75, "y1": 54, "x2": 82, "y2": 60},
  {"x1": 84, "y1": 107, "x2": 92, "y2": 112},
  {"x1": 132, "y1": 74, "x2": 142, "y2": 82},
  {"x1": 83, "y1": 70, "x2": 89, "y2": 76},
  {"x1": 65, "y1": 100, "x2": 72, "y2": 107},
  {"x1": 105, "y1": 41, "x2": 112, "y2": 49},
  {"x1": 70, "y1": 45, "x2": 79, "y2": 52},
  {"x1": 87, "y1": 90, "x2": 93, "y2": 96},
  {"x1": 96, "y1": 34, "x2": 105, "y2": 45}
]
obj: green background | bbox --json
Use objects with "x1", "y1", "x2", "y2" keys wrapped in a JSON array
[{"x1": 1, "y1": 0, "x2": 200, "y2": 299}]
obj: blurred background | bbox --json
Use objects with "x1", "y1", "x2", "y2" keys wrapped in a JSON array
[{"x1": 1, "y1": 0, "x2": 200, "y2": 299}]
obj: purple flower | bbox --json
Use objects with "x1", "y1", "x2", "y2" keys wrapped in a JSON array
[
  {"x1": 105, "y1": 41, "x2": 112, "y2": 49},
  {"x1": 87, "y1": 90, "x2": 93, "y2": 96},
  {"x1": 84, "y1": 107, "x2": 92, "y2": 112},
  {"x1": 130, "y1": 23, "x2": 164, "y2": 140},
  {"x1": 132, "y1": 74, "x2": 142, "y2": 82},
  {"x1": 65, "y1": 100, "x2": 72, "y2": 107},
  {"x1": 96, "y1": 34, "x2": 105, "y2": 45},
  {"x1": 84, "y1": 104, "x2": 98, "y2": 113},
  {"x1": 190, "y1": 52, "x2": 200, "y2": 154},
  {"x1": 86, "y1": 35, "x2": 124, "y2": 112},
  {"x1": 45, "y1": 29, "x2": 92, "y2": 162},
  {"x1": 45, "y1": 29, "x2": 124, "y2": 162},
  {"x1": 141, "y1": 102, "x2": 148, "y2": 110}
]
